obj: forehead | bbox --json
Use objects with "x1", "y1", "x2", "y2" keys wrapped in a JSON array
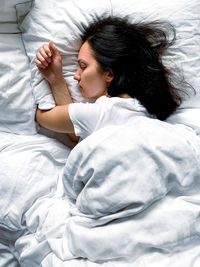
[{"x1": 78, "y1": 41, "x2": 94, "y2": 60}]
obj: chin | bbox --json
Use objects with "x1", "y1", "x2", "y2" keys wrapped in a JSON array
[
  {"x1": 82, "y1": 93, "x2": 97, "y2": 102},
  {"x1": 81, "y1": 92, "x2": 93, "y2": 98},
  {"x1": 81, "y1": 92, "x2": 88, "y2": 98},
  {"x1": 81, "y1": 90, "x2": 102, "y2": 99}
]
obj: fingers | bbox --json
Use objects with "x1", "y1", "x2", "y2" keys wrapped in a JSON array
[
  {"x1": 49, "y1": 40, "x2": 58, "y2": 55},
  {"x1": 35, "y1": 41, "x2": 61, "y2": 70},
  {"x1": 35, "y1": 43, "x2": 52, "y2": 69},
  {"x1": 43, "y1": 43, "x2": 52, "y2": 57},
  {"x1": 40, "y1": 45, "x2": 52, "y2": 63},
  {"x1": 35, "y1": 58, "x2": 45, "y2": 69}
]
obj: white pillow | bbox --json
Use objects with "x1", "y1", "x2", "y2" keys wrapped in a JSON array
[
  {"x1": 0, "y1": 33, "x2": 37, "y2": 134},
  {"x1": 0, "y1": 0, "x2": 32, "y2": 33},
  {"x1": 19, "y1": 0, "x2": 111, "y2": 109},
  {"x1": 19, "y1": 0, "x2": 200, "y2": 109}
]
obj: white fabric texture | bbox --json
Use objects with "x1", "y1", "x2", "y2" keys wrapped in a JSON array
[
  {"x1": 0, "y1": 0, "x2": 32, "y2": 22},
  {"x1": 0, "y1": 0, "x2": 200, "y2": 266},
  {"x1": 0, "y1": 0, "x2": 32, "y2": 33},
  {"x1": 13, "y1": 119, "x2": 200, "y2": 267},
  {"x1": 0, "y1": 242, "x2": 19, "y2": 267},
  {"x1": 0, "y1": 131, "x2": 70, "y2": 266},
  {"x1": 19, "y1": 0, "x2": 200, "y2": 109},
  {"x1": 167, "y1": 106, "x2": 200, "y2": 136},
  {"x1": 0, "y1": 33, "x2": 37, "y2": 134},
  {"x1": 0, "y1": 132, "x2": 70, "y2": 232},
  {"x1": 69, "y1": 96, "x2": 149, "y2": 139}
]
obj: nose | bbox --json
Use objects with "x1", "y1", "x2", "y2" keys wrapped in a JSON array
[{"x1": 74, "y1": 69, "x2": 81, "y2": 81}]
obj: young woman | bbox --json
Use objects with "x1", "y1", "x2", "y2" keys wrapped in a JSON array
[{"x1": 35, "y1": 17, "x2": 181, "y2": 140}]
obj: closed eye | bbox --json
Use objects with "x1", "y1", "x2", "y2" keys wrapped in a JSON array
[
  {"x1": 78, "y1": 60, "x2": 87, "y2": 70},
  {"x1": 80, "y1": 63, "x2": 87, "y2": 70}
]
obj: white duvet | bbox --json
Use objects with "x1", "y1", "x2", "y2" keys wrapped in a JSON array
[
  {"x1": 0, "y1": 132, "x2": 70, "y2": 232},
  {"x1": 8, "y1": 117, "x2": 200, "y2": 267}
]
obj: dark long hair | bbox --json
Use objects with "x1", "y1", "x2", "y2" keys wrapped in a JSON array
[{"x1": 82, "y1": 17, "x2": 182, "y2": 120}]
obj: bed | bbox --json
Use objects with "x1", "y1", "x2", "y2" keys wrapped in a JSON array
[{"x1": 0, "y1": 0, "x2": 200, "y2": 266}]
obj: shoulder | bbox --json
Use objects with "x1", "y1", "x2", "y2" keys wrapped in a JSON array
[
  {"x1": 69, "y1": 96, "x2": 110, "y2": 114},
  {"x1": 68, "y1": 97, "x2": 110, "y2": 139},
  {"x1": 107, "y1": 96, "x2": 147, "y2": 112}
]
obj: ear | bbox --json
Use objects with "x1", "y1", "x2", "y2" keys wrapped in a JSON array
[{"x1": 104, "y1": 70, "x2": 114, "y2": 84}]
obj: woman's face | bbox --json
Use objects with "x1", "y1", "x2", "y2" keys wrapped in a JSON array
[{"x1": 74, "y1": 41, "x2": 113, "y2": 99}]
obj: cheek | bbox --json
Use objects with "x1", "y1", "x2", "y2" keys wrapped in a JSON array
[
  {"x1": 90, "y1": 70, "x2": 106, "y2": 87},
  {"x1": 81, "y1": 68, "x2": 107, "y2": 97},
  {"x1": 82, "y1": 71, "x2": 97, "y2": 88}
]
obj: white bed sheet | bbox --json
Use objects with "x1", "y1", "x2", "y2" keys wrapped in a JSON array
[
  {"x1": 0, "y1": 132, "x2": 70, "y2": 232},
  {"x1": 0, "y1": 242, "x2": 19, "y2": 267},
  {"x1": 0, "y1": 130, "x2": 70, "y2": 265},
  {"x1": 0, "y1": 33, "x2": 36, "y2": 134}
]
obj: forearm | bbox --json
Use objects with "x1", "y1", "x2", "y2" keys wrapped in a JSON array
[
  {"x1": 50, "y1": 77, "x2": 73, "y2": 106},
  {"x1": 50, "y1": 78, "x2": 79, "y2": 142},
  {"x1": 35, "y1": 41, "x2": 78, "y2": 139},
  {"x1": 36, "y1": 105, "x2": 75, "y2": 133}
]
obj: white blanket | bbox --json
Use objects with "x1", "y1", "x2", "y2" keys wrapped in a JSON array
[
  {"x1": 0, "y1": 132, "x2": 70, "y2": 233},
  {"x1": 13, "y1": 117, "x2": 200, "y2": 267}
]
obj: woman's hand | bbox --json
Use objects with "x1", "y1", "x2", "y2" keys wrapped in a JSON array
[
  {"x1": 35, "y1": 40, "x2": 73, "y2": 106},
  {"x1": 35, "y1": 41, "x2": 63, "y2": 85}
]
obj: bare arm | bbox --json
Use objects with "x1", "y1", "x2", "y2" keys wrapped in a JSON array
[
  {"x1": 36, "y1": 105, "x2": 74, "y2": 133},
  {"x1": 35, "y1": 41, "x2": 79, "y2": 140}
]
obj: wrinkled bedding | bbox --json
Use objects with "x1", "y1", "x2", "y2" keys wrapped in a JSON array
[
  {"x1": 0, "y1": 132, "x2": 70, "y2": 266},
  {"x1": 9, "y1": 118, "x2": 200, "y2": 267},
  {"x1": 1, "y1": 0, "x2": 200, "y2": 266}
]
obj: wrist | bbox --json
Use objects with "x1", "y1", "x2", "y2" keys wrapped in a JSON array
[
  {"x1": 50, "y1": 76, "x2": 65, "y2": 88},
  {"x1": 50, "y1": 77, "x2": 73, "y2": 105}
]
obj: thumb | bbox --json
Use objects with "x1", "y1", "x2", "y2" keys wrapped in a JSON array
[{"x1": 49, "y1": 40, "x2": 59, "y2": 56}]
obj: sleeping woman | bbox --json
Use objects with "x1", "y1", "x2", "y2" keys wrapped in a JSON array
[{"x1": 35, "y1": 16, "x2": 182, "y2": 140}]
